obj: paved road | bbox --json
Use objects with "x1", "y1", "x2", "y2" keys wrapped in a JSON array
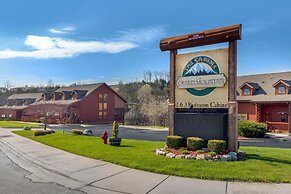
[
  {"x1": 0, "y1": 149, "x2": 82, "y2": 194},
  {"x1": 49, "y1": 124, "x2": 168, "y2": 141},
  {"x1": 48, "y1": 124, "x2": 291, "y2": 148}
]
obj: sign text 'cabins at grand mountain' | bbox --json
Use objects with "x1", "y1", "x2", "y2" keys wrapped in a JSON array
[{"x1": 0, "y1": 83, "x2": 126, "y2": 124}]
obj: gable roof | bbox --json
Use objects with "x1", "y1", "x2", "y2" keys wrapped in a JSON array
[
  {"x1": 53, "y1": 83, "x2": 126, "y2": 103},
  {"x1": 237, "y1": 71, "x2": 291, "y2": 102},
  {"x1": 8, "y1": 93, "x2": 43, "y2": 101},
  {"x1": 55, "y1": 83, "x2": 102, "y2": 97},
  {"x1": 239, "y1": 82, "x2": 260, "y2": 89},
  {"x1": 272, "y1": 79, "x2": 291, "y2": 87}
]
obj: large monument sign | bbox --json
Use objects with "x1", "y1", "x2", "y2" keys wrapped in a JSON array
[
  {"x1": 175, "y1": 49, "x2": 228, "y2": 109},
  {"x1": 160, "y1": 24, "x2": 242, "y2": 152}
]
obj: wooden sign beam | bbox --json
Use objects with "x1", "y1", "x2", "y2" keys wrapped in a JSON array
[{"x1": 160, "y1": 24, "x2": 241, "y2": 51}]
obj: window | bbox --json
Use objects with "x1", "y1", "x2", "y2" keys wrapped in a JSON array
[
  {"x1": 99, "y1": 103, "x2": 103, "y2": 110},
  {"x1": 103, "y1": 102, "x2": 107, "y2": 110},
  {"x1": 103, "y1": 111, "x2": 107, "y2": 119},
  {"x1": 278, "y1": 86, "x2": 286, "y2": 94},
  {"x1": 1, "y1": 114, "x2": 5, "y2": 118},
  {"x1": 243, "y1": 88, "x2": 251, "y2": 95},
  {"x1": 99, "y1": 111, "x2": 103, "y2": 119},
  {"x1": 104, "y1": 94, "x2": 108, "y2": 101},
  {"x1": 9, "y1": 114, "x2": 12, "y2": 118},
  {"x1": 98, "y1": 94, "x2": 108, "y2": 120},
  {"x1": 99, "y1": 94, "x2": 103, "y2": 100},
  {"x1": 280, "y1": 113, "x2": 287, "y2": 122}
]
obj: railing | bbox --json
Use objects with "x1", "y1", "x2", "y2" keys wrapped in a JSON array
[{"x1": 266, "y1": 121, "x2": 288, "y2": 132}]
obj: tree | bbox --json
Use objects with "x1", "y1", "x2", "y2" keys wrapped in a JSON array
[{"x1": 3, "y1": 81, "x2": 12, "y2": 121}]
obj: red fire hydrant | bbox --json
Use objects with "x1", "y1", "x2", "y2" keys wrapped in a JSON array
[{"x1": 101, "y1": 131, "x2": 108, "y2": 144}]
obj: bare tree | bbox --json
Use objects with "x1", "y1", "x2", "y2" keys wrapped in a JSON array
[
  {"x1": 143, "y1": 71, "x2": 153, "y2": 83},
  {"x1": 47, "y1": 79, "x2": 54, "y2": 87},
  {"x1": 3, "y1": 81, "x2": 12, "y2": 121}
]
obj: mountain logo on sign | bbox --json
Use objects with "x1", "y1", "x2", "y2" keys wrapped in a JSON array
[
  {"x1": 184, "y1": 62, "x2": 217, "y2": 76},
  {"x1": 180, "y1": 56, "x2": 221, "y2": 96}
]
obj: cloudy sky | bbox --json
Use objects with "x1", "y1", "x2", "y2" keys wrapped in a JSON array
[{"x1": 0, "y1": 0, "x2": 290, "y2": 87}]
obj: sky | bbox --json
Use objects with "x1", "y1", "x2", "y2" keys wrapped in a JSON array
[{"x1": 0, "y1": 0, "x2": 290, "y2": 87}]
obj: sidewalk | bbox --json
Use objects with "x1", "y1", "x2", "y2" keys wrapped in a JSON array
[{"x1": 0, "y1": 129, "x2": 291, "y2": 194}]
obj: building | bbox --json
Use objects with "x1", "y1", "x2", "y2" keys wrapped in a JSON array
[
  {"x1": 0, "y1": 93, "x2": 43, "y2": 120},
  {"x1": 1, "y1": 83, "x2": 126, "y2": 124},
  {"x1": 238, "y1": 71, "x2": 291, "y2": 133}
]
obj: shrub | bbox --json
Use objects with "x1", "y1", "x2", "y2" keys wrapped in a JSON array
[
  {"x1": 23, "y1": 126, "x2": 31, "y2": 130},
  {"x1": 238, "y1": 120, "x2": 267, "y2": 138},
  {"x1": 112, "y1": 121, "x2": 119, "y2": 138},
  {"x1": 45, "y1": 130, "x2": 55, "y2": 134},
  {"x1": 208, "y1": 151, "x2": 217, "y2": 157},
  {"x1": 187, "y1": 137, "x2": 204, "y2": 151},
  {"x1": 34, "y1": 130, "x2": 47, "y2": 136},
  {"x1": 72, "y1": 129, "x2": 83, "y2": 135},
  {"x1": 166, "y1": 136, "x2": 183, "y2": 149},
  {"x1": 181, "y1": 149, "x2": 189, "y2": 155},
  {"x1": 207, "y1": 140, "x2": 226, "y2": 153},
  {"x1": 196, "y1": 150, "x2": 204, "y2": 153},
  {"x1": 34, "y1": 130, "x2": 55, "y2": 136}
]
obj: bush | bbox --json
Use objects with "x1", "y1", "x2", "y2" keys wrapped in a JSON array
[
  {"x1": 196, "y1": 150, "x2": 204, "y2": 153},
  {"x1": 34, "y1": 130, "x2": 47, "y2": 136},
  {"x1": 180, "y1": 149, "x2": 189, "y2": 155},
  {"x1": 34, "y1": 130, "x2": 55, "y2": 136},
  {"x1": 23, "y1": 126, "x2": 31, "y2": 130},
  {"x1": 238, "y1": 120, "x2": 266, "y2": 138},
  {"x1": 112, "y1": 121, "x2": 119, "y2": 138},
  {"x1": 207, "y1": 140, "x2": 226, "y2": 153},
  {"x1": 45, "y1": 130, "x2": 55, "y2": 134},
  {"x1": 166, "y1": 136, "x2": 183, "y2": 149},
  {"x1": 72, "y1": 129, "x2": 83, "y2": 135},
  {"x1": 187, "y1": 137, "x2": 204, "y2": 151},
  {"x1": 208, "y1": 151, "x2": 217, "y2": 157}
]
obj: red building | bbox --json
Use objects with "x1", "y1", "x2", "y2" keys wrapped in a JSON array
[
  {"x1": 8, "y1": 83, "x2": 126, "y2": 124},
  {"x1": 238, "y1": 72, "x2": 291, "y2": 133},
  {"x1": 0, "y1": 93, "x2": 42, "y2": 120}
]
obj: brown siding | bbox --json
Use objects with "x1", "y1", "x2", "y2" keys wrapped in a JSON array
[
  {"x1": 238, "y1": 102, "x2": 256, "y2": 121},
  {"x1": 79, "y1": 84, "x2": 121, "y2": 124},
  {"x1": 263, "y1": 104, "x2": 288, "y2": 122}
]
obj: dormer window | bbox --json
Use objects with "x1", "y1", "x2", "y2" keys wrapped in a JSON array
[
  {"x1": 243, "y1": 88, "x2": 251, "y2": 95},
  {"x1": 278, "y1": 86, "x2": 286, "y2": 94},
  {"x1": 272, "y1": 79, "x2": 291, "y2": 95},
  {"x1": 239, "y1": 82, "x2": 260, "y2": 96}
]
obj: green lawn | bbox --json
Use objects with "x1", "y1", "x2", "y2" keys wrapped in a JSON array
[
  {"x1": 13, "y1": 130, "x2": 291, "y2": 183},
  {"x1": 0, "y1": 121, "x2": 42, "y2": 128}
]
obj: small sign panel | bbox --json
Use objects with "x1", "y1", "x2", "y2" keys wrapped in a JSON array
[{"x1": 175, "y1": 48, "x2": 229, "y2": 108}]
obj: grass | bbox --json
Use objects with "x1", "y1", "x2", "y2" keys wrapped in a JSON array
[
  {"x1": 0, "y1": 121, "x2": 42, "y2": 128},
  {"x1": 13, "y1": 130, "x2": 291, "y2": 183}
]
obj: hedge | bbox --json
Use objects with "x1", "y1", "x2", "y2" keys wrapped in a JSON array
[
  {"x1": 72, "y1": 129, "x2": 83, "y2": 135},
  {"x1": 187, "y1": 137, "x2": 204, "y2": 151},
  {"x1": 238, "y1": 120, "x2": 266, "y2": 138},
  {"x1": 207, "y1": 140, "x2": 226, "y2": 153},
  {"x1": 166, "y1": 136, "x2": 184, "y2": 149},
  {"x1": 34, "y1": 130, "x2": 55, "y2": 136}
]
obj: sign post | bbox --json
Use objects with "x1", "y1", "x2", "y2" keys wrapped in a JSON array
[{"x1": 160, "y1": 24, "x2": 242, "y2": 152}]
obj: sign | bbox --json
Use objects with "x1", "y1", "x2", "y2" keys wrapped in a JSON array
[{"x1": 175, "y1": 48, "x2": 228, "y2": 108}]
